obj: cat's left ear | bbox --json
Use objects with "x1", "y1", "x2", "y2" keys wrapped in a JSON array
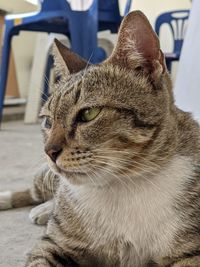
[
  {"x1": 108, "y1": 11, "x2": 166, "y2": 78},
  {"x1": 52, "y1": 39, "x2": 88, "y2": 76}
]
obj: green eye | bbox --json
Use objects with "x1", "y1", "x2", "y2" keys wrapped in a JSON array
[{"x1": 80, "y1": 107, "x2": 101, "y2": 122}]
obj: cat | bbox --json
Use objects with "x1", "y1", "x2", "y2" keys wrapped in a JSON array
[{"x1": 1, "y1": 10, "x2": 200, "y2": 267}]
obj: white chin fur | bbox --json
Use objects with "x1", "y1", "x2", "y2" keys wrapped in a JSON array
[{"x1": 0, "y1": 191, "x2": 12, "y2": 210}]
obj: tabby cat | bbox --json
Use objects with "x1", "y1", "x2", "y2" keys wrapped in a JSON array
[{"x1": 1, "y1": 11, "x2": 200, "y2": 267}]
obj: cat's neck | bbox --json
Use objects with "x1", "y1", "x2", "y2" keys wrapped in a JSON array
[
  {"x1": 59, "y1": 155, "x2": 194, "y2": 261},
  {"x1": 62, "y1": 155, "x2": 193, "y2": 202}
]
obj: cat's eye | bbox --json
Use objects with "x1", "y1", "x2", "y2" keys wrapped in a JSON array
[
  {"x1": 79, "y1": 107, "x2": 101, "y2": 122},
  {"x1": 43, "y1": 117, "x2": 52, "y2": 129}
]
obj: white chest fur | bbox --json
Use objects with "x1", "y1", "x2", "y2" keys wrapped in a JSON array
[{"x1": 65, "y1": 156, "x2": 193, "y2": 265}]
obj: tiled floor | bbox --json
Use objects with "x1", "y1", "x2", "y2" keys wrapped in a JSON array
[{"x1": 0, "y1": 121, "x2": 46, "y2": 267}]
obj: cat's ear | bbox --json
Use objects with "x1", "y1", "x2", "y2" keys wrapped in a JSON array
[
  {"x1": 52, "y1": 39, "x2": 88, "y2": 76},
  {"x1": 108, "y1": 11, "x2": 166, "y2": 78}
]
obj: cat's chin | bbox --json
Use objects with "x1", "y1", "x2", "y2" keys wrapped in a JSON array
[
  {"x1": 51, "y1": 164, "x2": 84, "y2": 175},
  {"x1": 47, "y1": 160, "x2": 90, "y2": 185},
  {"x1": 60, "y1": 171, "x2": 92, "y2": 186},
  {"x1": 60, "y1": 168, "x2": 88, "y2": 177},
  {"x1": 47, "y1": 158, "x2": 112, "y2": 186},
  {"x1": 57, "y1": 164, "x2": 88, "y2": 176}
]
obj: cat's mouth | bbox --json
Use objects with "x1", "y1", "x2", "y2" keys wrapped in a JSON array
[{"x1": 46, "y1": 155, "x2": 89, "y2": 176}]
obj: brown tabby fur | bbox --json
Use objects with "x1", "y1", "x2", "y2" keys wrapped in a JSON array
[{"x1": 1, "y1": 11, "x2": 200, "y2": 267}]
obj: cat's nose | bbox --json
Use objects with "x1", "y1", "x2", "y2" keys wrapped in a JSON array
[{"x1": 45, "y1": 145, "x2": 63, "y2": 163}]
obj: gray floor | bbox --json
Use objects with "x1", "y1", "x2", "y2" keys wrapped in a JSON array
[{"x1": 0, "y1": 121, "x2": 46, "y2": 267}]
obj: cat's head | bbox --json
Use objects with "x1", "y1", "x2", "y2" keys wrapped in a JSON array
[{"x1": 40, "y1": 11, "x2": 174, "y2": 186}]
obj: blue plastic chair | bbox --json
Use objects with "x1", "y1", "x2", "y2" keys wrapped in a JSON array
[
  {"x1": 43, "y1": 0, "x2": 133, "y2": 101},
  {"x1": 155, "y1": 10, "x2": 190, "y2": 72},
  {"x1": 0, "y1": 0, "x2": 132, "y2": 123}
]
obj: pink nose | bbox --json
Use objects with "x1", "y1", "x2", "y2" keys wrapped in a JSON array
[{"x1": 45, "y1": 145, "x2": 62, "y2": 162}]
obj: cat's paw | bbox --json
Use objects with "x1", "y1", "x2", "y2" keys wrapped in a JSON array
[
  {"x1": 0, "y1": 191, "x2": 12, "y2": 210},
  {"x1": 29, "y1": 200, "x2": 53, "y2": 225}
]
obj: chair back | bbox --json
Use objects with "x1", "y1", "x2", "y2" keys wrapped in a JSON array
[
  {"x1": 98, "y1": 0, "x2": 132, "y2": 32},
  {"x1": 98, "y1": 0, "x2": 121, "y2": 23},
  {"x1": 39, "y1": 0, "x2": 71, "y2": 12},
  {"x1": 155, "y1": 10, "x2": 190, "y2": 53}
]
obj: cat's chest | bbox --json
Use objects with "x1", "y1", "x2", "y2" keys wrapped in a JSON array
[
  {"x1": 67, "y1": 182, "x2": 178, "y2": 257},
  {"x1": 58, "y1": 156, "x2": 193, "y2": 265}
]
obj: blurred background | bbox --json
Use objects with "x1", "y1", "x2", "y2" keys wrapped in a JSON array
[{"x1": 0, "y1": 0, "x2": 193, "y2": 124}]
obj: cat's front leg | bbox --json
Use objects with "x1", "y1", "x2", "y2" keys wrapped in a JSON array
[
  {"x1": 26, "y1": 236, "x2": 78, "y2": 267},
  {"x1": 170, "y1": 256, "x2": 200, "y2": 267},
  {"x1": 29, "y1": 199, "x2": 54, "y2": 225}
]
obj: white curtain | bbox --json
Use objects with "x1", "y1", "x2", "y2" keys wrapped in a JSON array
[{"x1": 174, "y1": 0, "x2": 200, "y2": 122}]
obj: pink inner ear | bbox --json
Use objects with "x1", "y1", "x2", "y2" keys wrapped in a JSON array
[
  {"x1": 133, "y1": 17, "x2": 160, "y2": 61},
  {"x1": 108, "y1": 11, "x2": 165, "y2": 72}
]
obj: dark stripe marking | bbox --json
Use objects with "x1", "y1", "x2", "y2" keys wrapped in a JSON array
[
  {"x1": 52, "y1": 214, "x2": 67, "y2": 235},
  {"x1": 41, "y1": 235, "x2": 57, "y2": 246},
  {"x1": 52, "y1": 252, "x2": 79, "y2": 267},
  {"x1": 75, "y1": 88, "x2": 81, "y2": 104},
  {"x1": 47, "y1": 97, "x2": 53, "y2": 111},
  {"x1": 119, "y1": 107, "x2": 157, "y2": 129}
]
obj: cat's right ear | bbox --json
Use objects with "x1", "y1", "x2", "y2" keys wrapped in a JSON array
[{"x1": 52, "y1": 39, "x2": 88, "y2": 76}]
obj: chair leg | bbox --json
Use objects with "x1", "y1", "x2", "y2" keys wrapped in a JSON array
[
  {"x1": 0, "y1": 29, "x2": 12, "y2": 124},
  {"x1": 24, "y1": 33, "x2": 49, "y2": 124},
  {"x1": 166, "y1": 58, "x2": 172, "y2": 72},
  {"x1": 69, "y1": 2, "x2": 103, "y2": 63}
]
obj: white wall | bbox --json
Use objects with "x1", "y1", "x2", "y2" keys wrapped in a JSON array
[{"x1": 174, "y1": 0, "x2": 200, "y2": 122}]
